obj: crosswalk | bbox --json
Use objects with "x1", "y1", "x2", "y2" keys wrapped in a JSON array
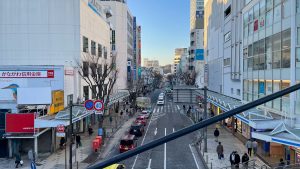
[{"x1": 150, "y1": 102, "x2": 183, "y2": 121}]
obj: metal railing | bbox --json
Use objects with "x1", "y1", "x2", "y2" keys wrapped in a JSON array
[{"x1": 87, "y1": 83, "x2": 300, "y2": 169}]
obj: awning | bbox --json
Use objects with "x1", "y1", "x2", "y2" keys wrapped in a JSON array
[
  {"x1": 34, "y1": 106, "x2": 93, "y2": 128},
  {"x1": 107, "y1": 90, "x2": 130, "y2": 106}
]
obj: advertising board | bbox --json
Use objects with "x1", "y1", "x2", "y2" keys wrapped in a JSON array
[
  {"x1": 5, "y1": 113, "x2": 35, "y2": 133},
  {"x1": 17, "y1": 87, "x2": 52, "y2": 105},
  {"x1": 49, "y1": 90, "x2": 64, "y2": 115}
]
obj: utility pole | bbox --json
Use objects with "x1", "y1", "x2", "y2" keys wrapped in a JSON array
[
  {"x1": 68, "y1": 95, "x2": 73, "y2": 169},
  {"x1": 203, "y1": 86, "x2": 207, "y2": 153}
]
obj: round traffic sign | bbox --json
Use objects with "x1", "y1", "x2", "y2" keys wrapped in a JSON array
[
  {"x1": 56, "y1": 124, "x2": 65, "y2": 133},
  {"x1": 84, "y1": 100, "x2": 94, "y2": 110},
  {"x1": 94, "y1": 100, "x2": 104, "y2": 111}
]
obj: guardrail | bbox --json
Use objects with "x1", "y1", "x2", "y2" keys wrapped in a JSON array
[{"x1": 87, "y1": 83, "x2": 300, "y2": 169}]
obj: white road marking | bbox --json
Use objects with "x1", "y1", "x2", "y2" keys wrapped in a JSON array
[
  {"x1": 146, "y1": 159, "x2": 152, "y2": 169},
  {"x1": 131, "y1": 106, "x2": 156, "y2": 169},
  {"x1": 173, "y1": 128, "x2": 175, "y2": 133},
  {"x1": 164, "y1": 128, "x2": 167, "y2": 169},
  {"x1": 154, "y1": 128, "x2": 157, "y2": 136},
  {"x1": 177, "y1": 105, "x2": 180, "y2": 110},
  {"x1": 189, "y1": 144, "x2": 200, "y2": 169}
]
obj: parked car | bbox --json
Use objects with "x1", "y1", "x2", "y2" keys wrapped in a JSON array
[
  {"x1": 157, "y1": 98, "x2": 165, "y2": 105},
  {"x1": 129, "y1": 123, "x2": 145, "y2": 137},
  {"x1": 135, "y1": 116, "x2": 147, "y2": 126},
  {"x1": 119, "y1": 134, "x2": 137, "y2": 153}
]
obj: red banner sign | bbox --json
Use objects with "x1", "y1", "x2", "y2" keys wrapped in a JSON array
[
  {"x1": 5, "y1": 113, "x2": 35, "y2": 133},
  {"x1": 0, "y1": 70, "x2": 54, "y2": 78}
]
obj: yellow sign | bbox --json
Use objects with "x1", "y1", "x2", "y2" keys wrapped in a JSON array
[{"x1": 48, "y1": 90, "x2": 64, "y2": 115}]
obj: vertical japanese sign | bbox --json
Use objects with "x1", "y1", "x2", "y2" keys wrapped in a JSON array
[
  {"x1": 127, "y1": 60, "x2": 131, "y2": 82},
  {"x1": 133, "y1": 17, "x2": 137, "y2": 81}
]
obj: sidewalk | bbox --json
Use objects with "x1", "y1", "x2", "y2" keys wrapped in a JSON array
[
  {"x1": 198, "y1": 123, "x2": 266, "y2": 169},
  {"x1": 0, "y1": 110, "x2": 138, "y2": 169}
]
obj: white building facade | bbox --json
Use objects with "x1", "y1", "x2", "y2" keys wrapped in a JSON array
[
  {"x1": 100, "y1": 0, "x2": 135, "y2": 90},
  {"x1": 204, "y1": 0, "x2": 243, "y2": 99}
]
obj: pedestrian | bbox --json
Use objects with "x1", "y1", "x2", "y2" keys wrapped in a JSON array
[
  {"x1": 183, "y1": 105, "x2": 186, "y2": 110},
  {"x1": 229, "y1": 151, "x2": 236, "y2": 167},
  {"x1": 242, "y1": 153, "x2": 249, "y2": 169},
  {"x1": 88, "y1": 125, "x2": 93, "y2": 136},
  {"x1": 214, "y1": 128, "x2": 220, "y2": 142},
  {"x1": 60, "y1": 137, "x2": 66, "y2": 149},
  {"x1": 234, "y1": 152, "x2": 241, "y2": 168},
  {"x1": 278, "y1": 158, "x2": 285, "y2": 169},
  {"x1": 15, "y1": 151, "x2": 22, "y2": 168},
  {"x1": 76, "y1": 134, "x2": 81, "y2": 148},
  {"x1": 30, "y1": 160, "x2": 37, "y2": 169},
  {"x1": 216, "y1": 142, "x2": 224, "y2": 160},
  {"x1": 245, "y1": 139, "x2": 252, "y2": 157},
  {"x1": 28, "y1": 149, "x2": 35, "y2": 162},
  {"x1": 252, "y1": 139, "x2": 258, "y2": 155}
]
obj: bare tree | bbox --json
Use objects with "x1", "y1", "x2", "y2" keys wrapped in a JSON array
[{"x1": 77, "y1": 52, "x2": 117, "y2": 107}]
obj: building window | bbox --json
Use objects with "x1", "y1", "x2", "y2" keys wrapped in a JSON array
[
  {"x1": 266, "y1": 36, "x2": 272, "y2": 69},
  {"x1": 298, "y1": 27, "x2": 300, "y2": 45},
  {"x1": 98, "y1": 64, "x2": 102, "y2": 75},
  {"x1": 283, "y1": 0, "x2": 291, "y2": 18},
  {"x1": 224, "y1": 58, "x2": 231, "y2": 66},
  {"x1": 90, "y1": 63, "x2": 97, "y2": 77},
  {"x1": 266, "y1": 0, "x2": 273, "y2": 11},
  {"x1": 282, "y1": 29, "x2": 291, "y2": 68},
  {"x1": 231, "y1": 88, "x2": 234, "y2": 94},
  {"x1": 83, "y1": 61, "x2": 89, "y2": 77},
  {"x1": 260, "y1": 0, "x2": 266, "y2": 15},
  {"x1": 266, "y1": 10, "x2": 273, "y2": 26},
  {"x1": 224, "y1": 5, "x2": 231, "y2": 18},
  {"x1": 224, "y1": 31, "x2": 231, "y2": 42},
  {"x1": 98, "y1": 44, "x2": 102, "y2": 57},
  {"x1": 254, "y1": 4, "x2": 259, "y2": 19},
  {"x1": 297, "y1": 0, "x2": 300, "y2": 13},
  {"x1": 83, "y1": 37, "x2": 89, "y2": 52},
  {"x1": 272, "y1": 33, "x2": 281, "y2": 69},
  {"x1": 237, "y1": 89, "x2": 241, "y2": 96},
  {"x1": 296, "y1": 48, "x2": 300, "y2": 68},
  {"x1": 91, "y1": 41, "x2": 96, "y2": 55},
  {"x1": 273, "y1": 4, "x2": 281, "y2": 23},
  {"x1": 83, "y1": 86, "x2": 89, "y2": 100},
  {"x1": 104, "y1": 47, "x2": 107, "y2": 59}
]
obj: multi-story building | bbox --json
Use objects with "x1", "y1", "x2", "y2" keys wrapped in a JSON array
[
  {"x1": 143, "y1": 58, "x2": 160, "y2": 69},
  {"x1": 0, "y1": 0, "x2": 114, "y2": 158},
  {"x1": 204, "y1": 0, "x2": 242, "y2": 99},
  {"x1": 242, "y1": 0, "x2": 300, "y2": 163},
  {"x1": 204, "y1": 0, "x2": 300, "y2": 164},
  {"x1": 174, "y1": 48, "x2": 188, "y2": 74},
  {"x1": 100, "y1": 0, "x2": 135, "y2": 90},
  {"x1": 190, "y1": 0, "x2": 205, "y2": 87},
  {"x1": 136, "y1": 25, "x2": 142, "y2": 80}
]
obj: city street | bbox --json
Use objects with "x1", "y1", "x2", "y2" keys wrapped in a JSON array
[{"x1": 103, "y1": 89, "x2": 204, "y2": 169}]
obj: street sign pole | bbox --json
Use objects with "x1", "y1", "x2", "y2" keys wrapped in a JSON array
[
  {"x1": 203, "y1": 86, "x2": 207, "y2": 153},
  {"x1": 68, "y1": 94, "x2": 73, "y2": 169}
]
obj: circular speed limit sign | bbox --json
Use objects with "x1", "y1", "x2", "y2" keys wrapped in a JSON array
[{"x1": 94, "y1": 100, "x2": 104, "y2": 111}]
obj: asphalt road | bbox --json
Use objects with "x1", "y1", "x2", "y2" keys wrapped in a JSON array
[{"x1": 104, "y1": 89, "x2": 204, "y2": 169}]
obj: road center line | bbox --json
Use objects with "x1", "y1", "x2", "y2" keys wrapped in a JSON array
[
  {"x1": 131, "y1": 106, "x2": 155, "y2": 169},
  {"x1": 177, "y1": 105, "x2": 180, "y2": 110},
  {"x1": 154, "y1": 128, "x2": 157, "y2": 135},
  {"x1": 189, "y1": 144, "x2": 200, "y2": 169},
  {"x1": 164, "y1": 128, "x2": 167, "y2": 169},
  {"x1": 173, "y1": 128, "x2": 175, "y2": 133}
]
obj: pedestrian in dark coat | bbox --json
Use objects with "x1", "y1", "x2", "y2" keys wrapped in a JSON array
[
  {"x1": 15, "y1": 151, "x2": 22, "y2": 168},
  {"x1": 242, "y1": 153, "x2": 249, "y2": 168},
  {"x1": 88, "y1": 125, "x2": 93, "y2": 136},
  {"x1": 76, "y1": 134, "x2": 81, "y2": 148},
  {"x1": 234, "y1": 152, "x2": 241, "y2": 168},
  {"x1": 229, "y1": 151, "x2": 235, "y2": 166},
  {"x1": 216, "y1": 142, "x2": 224, "y2": 159},
  {"x1": 214, "y1": 128, "x2": 220, "y2": 142},
  {"x1": 278, "y1": 158, "x2": 285, "y2": 169}
]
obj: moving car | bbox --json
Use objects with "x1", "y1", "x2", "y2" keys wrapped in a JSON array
[
  {"x1": 119, "y1": 134, "x2": 137, "y2": 153},
  {"x1": 157, "y1": 98, "x2": 165, "y2": 105},
  {"x1": 129, "y1": 123, "x2": 145, "y2": 137},
  {"x1": 104, "y1": 164, "x2": 125, "y2": 169},
  {"x1": 138, "y1": 110, "x2": 150, "y2": 119},
  {"x1": 135, "y1": 116, "x2": 147, "y2": 126}
]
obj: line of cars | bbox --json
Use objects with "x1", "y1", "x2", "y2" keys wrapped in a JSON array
[{"x1": 119, "y1": 109, "x2": 151, "y2": 153}]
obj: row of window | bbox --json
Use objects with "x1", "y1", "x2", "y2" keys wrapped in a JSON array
[
  {"x1": 83, "y1": 36, "x2": 108, "y2": 59},
  {"x1": 82, "y1": 62, "x2": 108, "y2": 77},
  {"x1": 243, "y1": 79, "x2": 290, "y2": 112},
  {"x1": 243, "y1": 0, "x2": 291, "y2": 39},
  {"x1": 83, "y1": 84, "x2": 108, "y2": 100},
  {"x1": 243, "y1": 29, "x2": 291, "y2": 71}
]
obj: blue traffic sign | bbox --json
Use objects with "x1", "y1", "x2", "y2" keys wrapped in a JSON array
[
  {"x1": 84, "y1": 100, "x2": 94, "y2": 110},
  {"x1": 94, "y1": 100, "x2": 104, "y2": 111}
]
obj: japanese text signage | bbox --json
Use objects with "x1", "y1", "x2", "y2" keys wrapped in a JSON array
[{"x1": 0, "y1": 70, "x2": 54, "y2": 78}]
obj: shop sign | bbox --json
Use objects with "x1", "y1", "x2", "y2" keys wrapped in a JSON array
[
  {"x1": 0, "y1": 70, "x2": 54, "y2": 78},
  {"x1": 5, "y1": 113, "x2": 35, "y2": 133},
  {"x1": 49, "y1": 90, "x2": 64, "y2": 115},
  {"x1": 56, "y1": 124, "x2": 65, "y2": 137}
]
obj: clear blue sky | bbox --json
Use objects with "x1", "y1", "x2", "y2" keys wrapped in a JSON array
[{"x1": 127, "y1": 0, "x2": 190, "y2": 66}]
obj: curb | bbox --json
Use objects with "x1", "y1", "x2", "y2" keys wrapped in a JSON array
[{"x1": 193, "y1": 144, "x2": 210, "y2": 169}]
